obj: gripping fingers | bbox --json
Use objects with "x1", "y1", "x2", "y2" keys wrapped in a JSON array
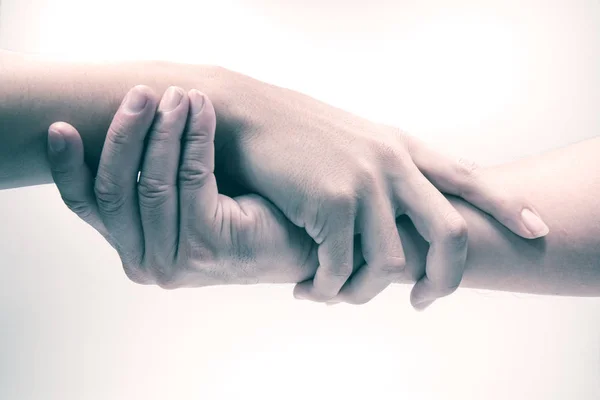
[
  {"x1": 48, "y1": 122, "x2": 110, "y2": 242},
  {"x1": 137, "y1": 87, "x2": 189, "y2": 278},
  {"x1": 94, "y1": 85, "x2": 159, "y2": 274},
  {"x1": 408, "y1": 136, "x2": 549, "y2": 239},
  {"x1": 397, "y1": 164, "x2": 469, "y2": 310},
  {"x1": 334, "y1": 195, "x2": 406, "y2": 305},
  {"x1": 177, "y1": 90, "x2": 221, "y2": 252},
  {"x1": 47, "y1": 121, "x2": 152, "y2": 285},
  {"x1": 300, "y1": 231, "x2": 355, "y2": 301}
]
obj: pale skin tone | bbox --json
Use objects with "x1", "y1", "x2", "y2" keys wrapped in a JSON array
[
  {"x1": 2, "y1": 50, "x2": 598, "y2": 307},
  {"x1": 45, "y1": 86, "x2": 600, "y2": 301},
  {"x1": 45, "y1": 87, "x2": 600, "y2": 300}
]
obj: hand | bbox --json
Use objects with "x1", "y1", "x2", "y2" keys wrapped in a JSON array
[
  {"x1": 218, "y1": 71, "x2": 550, "y2": 309},
  {"x1": 46, "y1": 85, "x2": 318, "y2": 288}
]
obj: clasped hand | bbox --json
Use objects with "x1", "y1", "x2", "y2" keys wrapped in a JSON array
[{"x1": 47, "y1": 83, "x2": 548, "y2": 310}]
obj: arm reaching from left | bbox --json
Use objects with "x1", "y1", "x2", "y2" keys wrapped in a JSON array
[
  {"x1": 0, "y1": 50, "x2": 548, "y2": 309},
  {"x1": 47, "y1": 87, "x2": 600, "y2": 301},
  {"x1": 46, "y1": 86, "x2": 315, "y2": 288}
]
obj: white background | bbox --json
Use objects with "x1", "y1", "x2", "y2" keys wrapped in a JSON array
[{"x1": 0, "y1": 0, "x2": 599, "y2": 399}]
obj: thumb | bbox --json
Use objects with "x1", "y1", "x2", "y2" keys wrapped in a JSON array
[
  {"x1": 408, "y1": 137, "x2": 549, "y2": 239},
  {"x1": 48, "y1": 122, "x2": 111, "y2": 242}
]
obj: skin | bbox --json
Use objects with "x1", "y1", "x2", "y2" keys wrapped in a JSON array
[
  {"x1": 0, "y1": 50, "x2": 550, "y2": 309},
  {"x1": 47, "y1": 87, "x2": 600, "y2": 303}
]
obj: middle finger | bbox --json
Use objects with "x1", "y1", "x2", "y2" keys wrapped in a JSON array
[{"x1": 137, "y1": 86, "x2": 189, "y2": 270}]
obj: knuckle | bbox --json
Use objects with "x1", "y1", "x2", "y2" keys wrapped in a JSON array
[
  {"x1": 355, "y1": 162, "x2": 379, "y2": 192},
  {"x1": 107, "y1": 120, "x2": 134, "y2": 146},
  {"x1": 148, "y1": 127, "x2": 175, "y2": 143},
  {"x1": 178, "y1": 164, "x2": 212, "y2": 189},
  {"x1": 330, "y1": 189, "x2": 357, "y2": 211},
  {"x1": 61, "y1": 197, "x2": 93, "y2": 219},
  {"x1": 441, "y1": 214, "x2": 469, "y2": 245},
  {"x1": 375, "y1": 141, "x2": 401, "y2": 165},
  {"x1": 456, "y1": 157, "x2": 479, "y2": 178},
  {"x1": 455, "y1": 157, "x2": 480, "y2": 197},
  {"x1": 184, "y1": 123, "x2": 212, "y2": 140},
  {"x1": 137, "y1": 175, "x2": 173, "y2": 207},
  {"x1": 94, "y1": 173, "x2": 128, "y2": 215}
]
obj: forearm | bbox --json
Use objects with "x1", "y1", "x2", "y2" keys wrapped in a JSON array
[
  {"x1": 0, "y1": 50, "x2": 241, "y2": 190},
  {"x1": 395, "y1": 137, "x2": 600, "y2": 296}
]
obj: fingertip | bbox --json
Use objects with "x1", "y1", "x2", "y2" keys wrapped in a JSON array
[
  {"x1": 520, "y1": 208, "x2": 550, "y2": 239},
  {"x1": 49, "y1": 121, "x2": 75, "y2": 136},
  {"x1": 47, "y1": 122, "x2": 89, "y2": 169},
  {"x1": 293, "y1": 281, "x2": 310, "y2": 300},
  {"x1": 189, "y1": 89, "x2": 208, "y2": 114},
  {"x1": 409, "y1": 280, "x2": 428, "y2": 308},
  {"x1": 413, "y1": 299, "x2": 434, "y2": 312},
  {"x1": 131, "y1": 84, "x2": 157, "y2": 100},
  {"x1": 187, "y1": 89, "x2": 216, "y2": 135},
  {"x1": 48, "y1": 122, "x2": 71, "y2": 154}
]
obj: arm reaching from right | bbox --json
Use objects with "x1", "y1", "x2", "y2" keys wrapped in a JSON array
[
  {"x1": 373, "y1": 135, "x2": 600, "y2": 304},
  {"x1": 445, "y1": 136, "x2": 600, "y2": 297},
  {"x1": 46, "y1": 85, "x2": 600, "y2": 301}
]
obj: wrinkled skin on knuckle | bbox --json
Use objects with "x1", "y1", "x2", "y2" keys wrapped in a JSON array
[
  {"x1": 62, "y1": 197, "x2": 93, "y2": 219},
  {"x1": 148, "y1": 127, "x2": 175, "y2": 143},
  {"x1": 137, "y1": 176, "x2": 172, "y2": 208},
  {"x1": 375, "y1": 140, "x2": 405, "y2": 169},
  {"x1": 178, "y1": 164, "x2": 212, "y2": 190},
  {"x1": 354, "y1": 159, "x2": 381, "y2": 194},
  {"x1": 94, "y1": 173, "x2": 127, "y2": 215},
  {"x1": 455, "y1": 157, "x2": 480, "y2": 196},
  {"x1": 107, "y1": 120, "x2": 133, "y2": 146},
  {"x1": 456, "y1": 157, "x2": 479, "y2": 179}
]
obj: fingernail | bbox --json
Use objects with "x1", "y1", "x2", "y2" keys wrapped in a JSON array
[
  {"x1": 125, "y1": 87, "x2": 148, "y2": 113},
  {"x1": 48, "y1": 128, "x2": 66, "y2": 152},
  {"x1": 521, "y1": 208, "x2": 549, "y2": 238},
  {"x1": 190, "y1": 90, "x2": 206, "y2": 114},
  {"x1": 160, "y1": 86, "x2": 183, "y2": 112}
]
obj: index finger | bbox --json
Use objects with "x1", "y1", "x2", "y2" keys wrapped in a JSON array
[
  {"x1": 395, "y1": 164, "x2": 469, "y2": 310},
  {"x1": 94, "y1": 85, "x2": 158, "y2": 266}
]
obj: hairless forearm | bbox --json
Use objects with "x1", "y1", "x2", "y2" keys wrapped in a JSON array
[
  {"x1": 2, "y1": 50, "x2": 598, "y2": 296},
  {"x1": 392, "y1": 137, "x2": 600, "y2": 296},
  {"x1": 0, "y1": 49, "x2": 243, "y2": 190}
]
